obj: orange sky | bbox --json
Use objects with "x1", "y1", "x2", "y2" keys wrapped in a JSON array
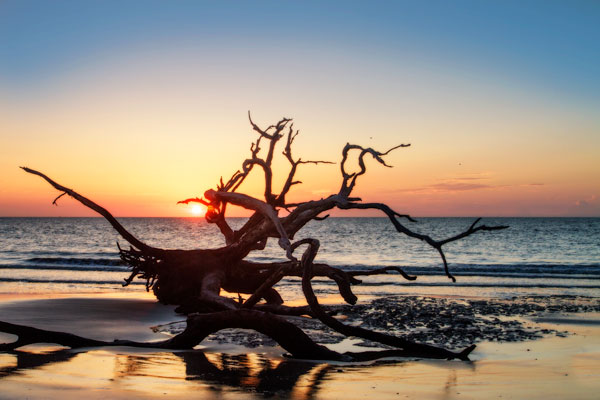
[{"x1": 1, "y1": 2, "x2": 599, "y2": 217}]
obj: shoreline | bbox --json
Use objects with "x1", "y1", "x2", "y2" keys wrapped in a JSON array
[{"x1": 1, "y1": 292, "x2": 599, "y2": 399}]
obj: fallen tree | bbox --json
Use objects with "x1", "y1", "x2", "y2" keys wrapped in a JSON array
[{"x1": 4, "y1": 113, "x2": 507, "y2": 361}]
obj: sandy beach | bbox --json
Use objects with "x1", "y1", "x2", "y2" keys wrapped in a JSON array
[{"x1": 1, "y1": 293, "x2": 599, "y2": 399}]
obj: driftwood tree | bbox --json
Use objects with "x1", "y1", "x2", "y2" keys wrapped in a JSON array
[{"x1": 4, "y1": 114, "x2": 507, "y2": 361}]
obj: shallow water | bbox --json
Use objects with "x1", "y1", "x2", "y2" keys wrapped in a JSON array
[
  {"x1": 1, "y1": 323, "x2": 599, "y2": 400},
  {"x1": 0, "y1": 217, "x2": 599, "y2": 299}
]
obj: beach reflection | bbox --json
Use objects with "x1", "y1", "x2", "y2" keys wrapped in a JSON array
[
  {"x1": 2, "y1": 332, "x2": 599, "y2": 400},
  {"x1": 0, "y1": 348, "x2": 335, "y2": 398},
  {"x1": 177, "y1": 352, "x2": 332, "y2": 398},
  {"x1": 0, "y1": 349, "x2": 76, "y2": 378}
]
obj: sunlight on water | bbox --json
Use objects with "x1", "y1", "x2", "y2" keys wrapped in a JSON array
[{"x1": 1, "y1": 335, "x2": 599, "y2": 400}]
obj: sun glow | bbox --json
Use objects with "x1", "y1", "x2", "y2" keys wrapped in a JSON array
[{"x1": 190, "y1": 204, "x2": 206, "y2": 217}]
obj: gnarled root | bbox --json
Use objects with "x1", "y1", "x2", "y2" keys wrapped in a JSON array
[
  {"x1": 0, "y1": 307, "x2": 473, "y2": 361},
  {"x1": 295, "y1": 238, "x2": 476, "y2": 361}
]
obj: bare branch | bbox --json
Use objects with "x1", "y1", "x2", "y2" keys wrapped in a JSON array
[
  {"x1": 298, "y1": 159, "x2": 335, "y2": 165},
  {"x1": 339, "y1": 143, "x2": 410, "y2": 195},
  {"x1": 437, "y1": 218, "x2": 508, "y2": 247},
  {"x1": 52, "y1": 192, "x2": 67, "y2": 205},
  {"x1": 338, "y1": 202, "x2": 417, "y2": 222},
  {"x1": 207, "y1": 190, "x2": 295, "y2": 260},
  {"x1": 337, "y1": 201, "x2": 508, "y2": 281},
  {"x1": 296, "y1": 238, "x2": 475, "y2": 360},
  {"x1": 277, "y1": 126, "x2": 334, "y2": 205},
  {"x1": 248, "y1": 111, "x2": 291, "y2": 140},
  {"x1": 242, "y1": 266, "x2": 286, "y2": 309},
  {"x1": 177, "y1": 197, "x2": 210, "y2": 206},
  {"x1": 21, "y1": 167, "x2": 157, "y2": 254},
  {"x1": 313, "y1": 214, "x2": 330, "y2": 221},
  {"x1": 348, "y1": 266, "x2": 417, "y2": 281}
]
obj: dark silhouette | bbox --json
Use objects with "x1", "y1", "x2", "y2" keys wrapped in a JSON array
[
  {"x1": 2, "y1": 113, "x2": 507, "y2": 361},
  {"x1": 0, "y1": 347, "x2": 334, "y2": 397}
]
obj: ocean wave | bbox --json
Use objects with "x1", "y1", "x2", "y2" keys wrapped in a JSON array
[
  {"x1": 427, "y1": 272, "x2": 599, "y2": 279},
  {"x1": 3, "y1": 260, "x2": 599, "y2": 279},
  {"x1": 358, "y1": 282, "x2": 600, "y2": 289},
  {"x1": 337, "y1": 263, "x2": 600, "y2": 276},
  {"x1": 0, "y1": 277, "x2": 143, "y2": 285},
  {"x1": 23, "y1": 250, "x2": 116, "y2": 257},
  {"x1": 277, "y1": 279, "x2": 600, "y2": 289},
  {"x1": 26, "y1": 257, "x2": 125, "y2": 266},
  {"x1": 1, "y1": 276, "x2": 597, "y2": 290},
  {"x1": 0, "y1": 264, "x2": 129, "y2": 272}
]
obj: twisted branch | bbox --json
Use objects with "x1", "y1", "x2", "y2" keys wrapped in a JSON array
[
  {"x1": 20, "y1": 167, "x2": 158, "y2": 255},
  {"x1": 294, "y1": 238, "x2": 475, "y2": 360},
  {"x1": 337, "y1": 202, "x2": 508, "y2": 281},
  {"x1": 340, "y1": 143, "x2": 410, "y2": 195}
]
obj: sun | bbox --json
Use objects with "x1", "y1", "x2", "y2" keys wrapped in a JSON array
[{"x1": 190, "y1": 204, "x2": 206, "y2": 217}]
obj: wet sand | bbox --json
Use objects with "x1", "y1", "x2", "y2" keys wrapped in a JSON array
[{"x1": 1, "y1": 293, "x2": 599, "y2": 399}]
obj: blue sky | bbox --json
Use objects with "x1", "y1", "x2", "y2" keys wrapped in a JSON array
[
  {"x1": 1, "y1": 1, "x2": 598, "y2": 217},
  {"x1": 1, "y1": 0, "x2": 598, "y2": 100}
]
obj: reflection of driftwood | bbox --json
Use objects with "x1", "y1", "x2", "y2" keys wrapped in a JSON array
[
  {"x1": 179, "y1": 352, "x2": 323, "y2": 396},
  {"x1": 0, "y1": 321, "x2": 105, "y2": 351},
  {"x1": 0, "y1": 348, "x2": 330, "y2": 397},
  {"x1": 0, "y1": 349, "x2": 77, "y2": 379},
  {"x1": 257, "y1": 359, "x2": 321, "y2": 395},
  {"x1": 16, "y1": 114, "x2": 508, "y2": 361}
]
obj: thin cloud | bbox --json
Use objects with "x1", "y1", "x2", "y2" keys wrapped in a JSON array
[
  {"x1": 569, "y1": 195, "x2": 600, "y2": 216},
  {"x1": 429, "y1": 182, "x2": 493, "y2": 191},
  {"x1": 447, "y1": 176, "x2": 487, "y2": 181},
  {"x1": 400, "y1": 175, "x2": 495, "y2": 193},
  {"x1": 393, "y1": 174, "x2": 539, "y2": 194},
  {"x1": 575, "y1": 195, "x2": 598, "y2": 208},
  {"x1": 392, "y1": 173, "x2": 545, "y2": 195}
]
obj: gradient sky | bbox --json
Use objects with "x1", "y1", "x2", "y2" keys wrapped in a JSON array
[{"x1": 1, "y1": 0, "x2": 598, "y2": 217}]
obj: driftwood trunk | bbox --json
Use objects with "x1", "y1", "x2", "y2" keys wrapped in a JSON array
[{"x1": 4, "y1": 114, "x2": 507, "y2": 361}]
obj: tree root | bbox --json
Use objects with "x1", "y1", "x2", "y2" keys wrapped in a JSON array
[
  {"x1": 295, "y1": 238, "x2": 475, "y2": 361},
  {"x1": 0, "y1": 308, "x2": 474, "y2": 361}
]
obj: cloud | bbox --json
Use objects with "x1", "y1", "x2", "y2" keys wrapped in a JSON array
[
  {"x1": 397, "y1": 175, "x2": 499, "y2": 194},
  {"x1": 395, "y1": 175, "x2": 544, "y2": 194},
  {"x1": 428, "y1": 182, "x2": 492, "y2": 191},
  {"x1": 449, "y1": 176, "x2": 487, "y2": 181},
  {"x1": 569, "y1": 195, "x2": 600, "y2": 216},
  {"x1": 575, "y1": 195, "x2": 598, "y2": 208}
]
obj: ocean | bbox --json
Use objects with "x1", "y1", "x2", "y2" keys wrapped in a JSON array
[{"x1": 1, "y1": 217, "x2": 599, "y2": 300}]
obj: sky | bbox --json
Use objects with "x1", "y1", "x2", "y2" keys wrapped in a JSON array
[{"x1": 0, "y1": 0, "x2": 598, "y2": 217}]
